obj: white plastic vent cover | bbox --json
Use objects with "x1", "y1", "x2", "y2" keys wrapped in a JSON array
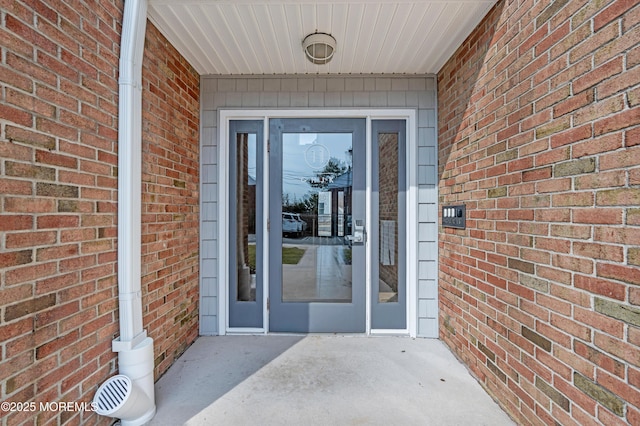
[
  {"x1": 95, "y1": 375, "x2": 131, "y2": 415},
  {"x1": 93, "y1": 373, "x2": 152, "y2": 420}
]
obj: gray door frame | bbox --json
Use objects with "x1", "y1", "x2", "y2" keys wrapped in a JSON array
[{"x1": 370, "y1": 120, "x2": 407, "y2": 329}]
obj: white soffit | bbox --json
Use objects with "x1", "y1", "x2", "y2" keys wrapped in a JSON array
[{"x1": 147, "y1": 0, "x2": 498, "y2": 75}]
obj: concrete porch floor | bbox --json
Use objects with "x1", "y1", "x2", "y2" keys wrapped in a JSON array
[{"x1": 150, "y1": 335, "x2": 515, "y2": 425}]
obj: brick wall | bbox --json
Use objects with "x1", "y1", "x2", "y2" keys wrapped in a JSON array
[
  {"x1": 0, "y1": 2, "x2": 123, "y2": 424},
  {"x1": 438, "y1": 0, "x2": 640, "y2": 424},
  {"x1": 0, "y1": 2, "x2": 199, "y2": 424},
  {"x1": 141, "y1": 23, "x2": 200, "y2": 379}
]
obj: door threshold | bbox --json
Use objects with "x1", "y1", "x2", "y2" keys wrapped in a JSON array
[{"x1": 224, "y1": 331, "x2": 411, "y2": 337}]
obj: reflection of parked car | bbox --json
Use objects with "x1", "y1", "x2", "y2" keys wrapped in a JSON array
[
  {"x1": 282, "y1": 213, "x2": 302, "y2": 237},
  {"x1": 293, "y1": 213, "x2": 307, "y2": 232}
]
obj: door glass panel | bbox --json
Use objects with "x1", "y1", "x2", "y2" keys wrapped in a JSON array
[
  {"x1": 236, "y1": 133, "x2": 257, "y2": 301},
  {"x1": 229, "y1": 120, "x2": 263, "y2": 329},
  {"x1": 371, "y1": 120, "x2": 406, "y2": 330},
  {"x1": 378, "y1": 133, "x2": 399, "y2": 303},
  {"x1": 281, "y1": 132, "x2": 353, "y2": 303}
]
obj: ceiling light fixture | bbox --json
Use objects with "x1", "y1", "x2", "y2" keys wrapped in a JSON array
[{"x1": 302, "y1": 32, "x2": 336, "y2": 65}]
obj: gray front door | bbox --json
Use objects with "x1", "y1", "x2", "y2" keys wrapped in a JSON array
[{"x1": 269, "y1": 118, "x2": 366, "y2": 332}]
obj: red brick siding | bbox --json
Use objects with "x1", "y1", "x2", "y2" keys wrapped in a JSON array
[
  {"x1": 438, "y1": 0, "x2": 640, "y2": 424},
  {"x1": 0, "y1": 2, "x2": 123, "y2": 424},
  {"x1": 0, "y1": 2, "x2": 199, "y2": 424},
  {"x1": 141, "y1": 23, "x2": 200, "y2": 380}
]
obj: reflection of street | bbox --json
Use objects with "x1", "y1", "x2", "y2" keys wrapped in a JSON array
[
  {"x1": 283, "y1": 236, "x2": 349, "y2": 246},
  {"x1": 249, "y1": 234, "x2": 349, "y2": 246},
  {"x1": 282, "y1": 244, "x2": 352, "y2": 302}
]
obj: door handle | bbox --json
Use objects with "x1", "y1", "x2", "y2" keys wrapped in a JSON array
[{"x1": 350, "y1": 220, "x2": 365, "y2": 244}]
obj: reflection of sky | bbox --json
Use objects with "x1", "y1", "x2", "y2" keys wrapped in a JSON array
[
  {"x1": 248, "y1": 134, "x2": 257, "y2": 182},
  {"x1": 247, "y1": 133, "x2": 353, "y2": 199},
  {"x1": 283, "y1": 133, "x2": 352, "y2": 200}
]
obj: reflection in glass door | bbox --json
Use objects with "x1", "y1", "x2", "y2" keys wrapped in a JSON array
[
  {"x1": 371, "y1": 120, "x2": 406, "y2": 329},
  {"x1": 228, "y1": 121, "x2": 263, "y2": 328},
  {"x1": 269, "y1": 118, "x2": 366, "y2": 333},
  {"x1": 281, "y1": 131, "x2": 353, "y2": 303}
]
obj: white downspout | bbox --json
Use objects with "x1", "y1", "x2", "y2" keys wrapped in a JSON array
[
  {"x1": 93, "y1": 0, "x2": 155, "y2": 424},
  {"x1": 116, "y1": 0, "x2": 146, "y2": 345}
]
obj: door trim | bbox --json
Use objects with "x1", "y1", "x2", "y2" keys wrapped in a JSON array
[{"x1": 218, "y1": 109, "x2": 418, "y2": 337}]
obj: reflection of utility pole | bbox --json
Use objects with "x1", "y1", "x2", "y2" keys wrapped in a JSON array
[{"x1": 346, "y1": 147, "x2": 353, "y2": 237}]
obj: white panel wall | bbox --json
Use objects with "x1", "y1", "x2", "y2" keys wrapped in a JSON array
[{"x1": 200, "y1": 75, "x2": 438, "y2": 337}]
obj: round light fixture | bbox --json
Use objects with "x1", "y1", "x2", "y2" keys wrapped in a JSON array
[{"x1": 302, "y1": 32, "x2": 336, "y2": 65}]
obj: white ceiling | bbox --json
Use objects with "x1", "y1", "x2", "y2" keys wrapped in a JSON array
[{"x1": 147, "y1": 0, "x2": 497, "y2": 76}]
